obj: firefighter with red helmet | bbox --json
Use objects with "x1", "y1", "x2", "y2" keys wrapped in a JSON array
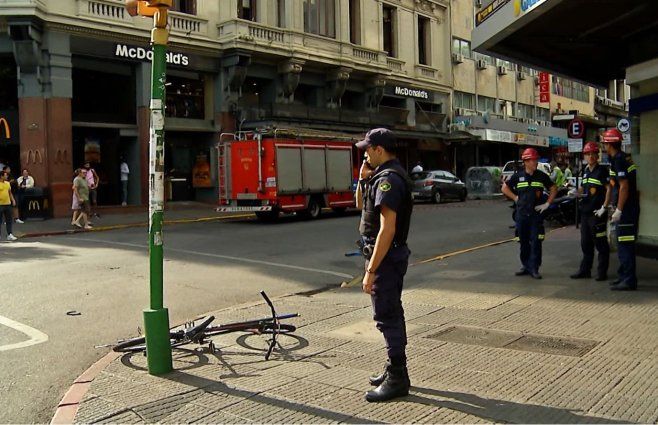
[
  {"x1": 603, "y1": 128, "x2": 639, "y2": 291},
  {"x1": 570, "y1": 141, "x2": 611, "y2": 281},
  {"x1": 502, "y1": 148, "x2": 557, "y2": 279}
]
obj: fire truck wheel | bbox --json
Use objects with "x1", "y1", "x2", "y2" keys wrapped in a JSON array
[{"x1": 305, "y1": 199, "x2": 322, "y2": 220}]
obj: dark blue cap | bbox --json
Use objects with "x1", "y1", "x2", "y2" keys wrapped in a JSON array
[{"x1": 356, "y1": 128, "x2": 396, "y2": 150}]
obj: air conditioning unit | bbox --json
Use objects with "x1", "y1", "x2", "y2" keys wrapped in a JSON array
[
  {"x1": 534, "y1": 76, "x2": 540, "y2": 86},
  {"x1": 449, "y1": 122, "x2": 467, "y2": 132},
  {"x1": 497, "y1": 66, "x2": 507, "y2": 76},
  {"x1": 451, "y1": 53, "x2": 464, "y2": 64},
  {"x1": 517, "y1": 71, "x2": 526, "y2": 81},
  {"x1": 476, "y1": 59, "x2": 487, "y2": 70},
  {"x1": 454, "y1": 107, "x2": 466, "y2": 116}
]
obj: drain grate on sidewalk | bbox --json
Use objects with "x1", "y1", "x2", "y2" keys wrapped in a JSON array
[{"x1": 427, "y1": 326, "x2": 598, "y2": 357}]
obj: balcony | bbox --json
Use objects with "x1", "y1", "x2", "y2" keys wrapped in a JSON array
[
  {"x1": 76, "y1": 0, "x2": 132, "y2": 23},
  {"x1": 217, "y1": 20, "x2": 389, "y2": 72},
  {"x1": 386, "y1": 57, "x2": 406, "y2": 74},
  {"x1": 169, "y1": 11, "x2": 208, "y2": 36},
  {"x1": 415, "y1": 64, "x2": 439, "y2": 80}
]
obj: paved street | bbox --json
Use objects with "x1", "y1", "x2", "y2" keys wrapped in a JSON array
[{"x1": 0, "y1": 200, "x2": 512, "y2": 423}]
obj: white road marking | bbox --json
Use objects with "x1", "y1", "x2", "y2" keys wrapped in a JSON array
[
  {"x1": 0, "y1": 315, "x2": 49, "y2": 352},
  {"x1": 68, "y1": 237, "x2": 354, "y2": 279}
]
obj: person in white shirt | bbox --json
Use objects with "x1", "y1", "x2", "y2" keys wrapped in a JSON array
[
  {"x1": 412, "y1": 162, "x2": 424, "y2": 173},
  {"x1": 15, "y1": 169, "x2": 34, "y2": 223},
  {"x1": 120, "y1": 158, "x2": 130, "y2": 206}
]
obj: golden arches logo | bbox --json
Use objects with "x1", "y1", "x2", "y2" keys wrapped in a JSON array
[
  {"x1": 514, "y1": 0, "x2": 522, "y2": 16},
  {"x1": 0, "y1": 118, "x2": 10, "y2": 140},
  {"x1": 28, "y1": 200, "x2": 41, "y2": 211}
]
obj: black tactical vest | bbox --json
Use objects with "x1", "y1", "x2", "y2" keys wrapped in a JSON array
[{"x1": 359, "y1": 161, "x2": 413, "y2": 246}]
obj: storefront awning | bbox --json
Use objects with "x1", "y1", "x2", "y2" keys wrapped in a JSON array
[{"x1": 472, "y1": 0, "x2": 658, "y2": 87}]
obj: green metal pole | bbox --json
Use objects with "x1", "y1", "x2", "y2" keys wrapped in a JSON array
[{"x1": 143, "y1": 19, "x2": 173, "y2": 376}]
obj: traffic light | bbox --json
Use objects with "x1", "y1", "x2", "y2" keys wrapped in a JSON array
[{"x1": 125, "y1": 0, "x2": 172, "y2": 17}]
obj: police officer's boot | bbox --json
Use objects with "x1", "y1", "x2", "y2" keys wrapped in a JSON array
[
  {"x1": 369, "y1": 360, "x2": 390, "y2": 386},
  {"x1": 365, "y1": 364, "x2": 410, "y2": 402}
]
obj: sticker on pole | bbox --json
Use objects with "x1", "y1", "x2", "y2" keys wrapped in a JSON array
[
  {"x1": 151, "y1": 110, "x2": 165, "y2": 131},
  {"x1": 568, "y1": 138, "x2": 583, "y2": 153}
]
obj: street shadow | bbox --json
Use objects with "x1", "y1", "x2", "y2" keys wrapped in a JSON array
[
  {"x1": 0, "y1": 242, "x2": 76, "y2": 261},
  {"x1": 407, "y1": 387, "x2": 629, "y2": 424}
]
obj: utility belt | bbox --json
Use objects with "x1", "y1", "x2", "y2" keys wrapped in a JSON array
[{"x1": 357, "y1": 237, "x2": 407, "y2": 260}]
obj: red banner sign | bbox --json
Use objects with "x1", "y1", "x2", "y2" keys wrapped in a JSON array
[{"x1": 538, "y1": 72, "x2": 550, "y2": 103}]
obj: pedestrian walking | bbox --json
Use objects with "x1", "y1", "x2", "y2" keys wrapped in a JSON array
[
  {"x1": 411, "y1": 161, "x2": 423, "y2": 173},
  {"x1": 71, "y1": 170, "x2": 81, "y2": 226},
  {"x1": 570, "y1": 142, "x2": 610, "y2": 281},
  {"x1": 355, "y1": 128, "x2": 414, "y2": 402},
  {"x1": 83, "y1": 161, "x2": 100, "y2": 218},
  {"x1": 120, "y1": 157, "x2": 130, "y2": 206},
  {"x1": 0, "y1": 171, "x2": 17, "y2": 241},
  {"x1": 72, "y1": 168, "x2": 93, "y2": 230},
  {"x1": 502, "y1": 148, "x2": 557, "y2": 279},
  {"x1": 16, "y1": 169, "x2": 34, "y2": 223},
  {"x1": 3, "y1": 166, "x2": 21, "y2": 224},
  {"x1": 603, "y1": 129, "x2": 639, "y2": 291}
]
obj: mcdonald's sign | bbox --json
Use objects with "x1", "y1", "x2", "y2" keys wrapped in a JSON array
[
  {"x1": 0, "y1": 117, "x2": 10, "y2": 140},
  {"x1": 28, "y1": 200, "x2": 41, "y2": 211}
]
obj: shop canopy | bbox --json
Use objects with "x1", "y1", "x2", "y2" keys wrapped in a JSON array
[{"x1": 472, "y1": 0, "x2": 658, "y2": 87}]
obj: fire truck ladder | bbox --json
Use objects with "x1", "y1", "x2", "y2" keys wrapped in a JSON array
[{"x1": 217, "y1": 133, "x2": 234, "y2": 206}]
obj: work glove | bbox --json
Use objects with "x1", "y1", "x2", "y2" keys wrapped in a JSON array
[
  {"x1": 568, "y1": 188, "x2": 578, "y2": 197},
  {"x1": 535, "y1": 202, "x2": 550, "y2": 213},
  {"x1": 611, "y1": 208, "x2": 622, "y2": 223},
  {"x1": 594, "y1": 206, "x2": 606, "y2": 218}
]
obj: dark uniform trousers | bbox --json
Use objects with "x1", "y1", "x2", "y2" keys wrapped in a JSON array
[
  {"x1": 617, "y1": 205, "x2": 639, "y2": 285},
  {"x1": 516, "y1": 213, "x2": 544, "y2": 273},
  {"x1": 579, "y1": 214, "x2": 609, "y2": 277},
  {"x1": 365, "y1": 244, "x2": 410, "y2": 360}
]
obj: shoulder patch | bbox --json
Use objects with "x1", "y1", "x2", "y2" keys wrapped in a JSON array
[{"x1": 379, "y1": 182, "x2": 392, "y2": 192}]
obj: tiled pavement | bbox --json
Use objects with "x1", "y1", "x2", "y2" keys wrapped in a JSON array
[{"x1": 71, "y1": 227, "x2": 658, "y2": 424}]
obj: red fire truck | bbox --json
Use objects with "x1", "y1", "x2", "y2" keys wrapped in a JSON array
[{"x1": 215, "y1": 128, "x2": 359, "y2": 220}]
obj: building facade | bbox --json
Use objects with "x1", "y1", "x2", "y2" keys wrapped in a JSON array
[
  {"x1": 472, "y1": 0, "x2": 658, "y2": 253},
  {"x1": 0, "y1": 0, "x2": 457, "y2": 216},
  {"x1": 449, "y1": 0, "x2": 628, "y2": 176}
]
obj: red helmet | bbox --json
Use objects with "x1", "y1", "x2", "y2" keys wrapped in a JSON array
[
  {"x1": 521, "y1": 148, "x2": 540, "y2": 161},
  {"x1": 583, "y1": 141, "x2": 599, "y2": 154},
  {"x1": 601, "y1": 128, "x2": 623, "y2": 143}
]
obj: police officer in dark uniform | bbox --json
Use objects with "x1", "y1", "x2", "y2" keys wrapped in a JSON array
[
  {"x1": 571, "y1": 141, "x2": 611, "y2": 281},
  {"x1": 355, "y1": 128, "x2": 413, "y2": 402},
  {"x1": 502, "y1": 148, "x2": 557, "y2": 279},
  {"x1": 602, "y1": 129, "x2": 639, "y2": 291}
]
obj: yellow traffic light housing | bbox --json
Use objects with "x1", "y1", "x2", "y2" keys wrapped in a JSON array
[{"x1": 125, "y1": 0, "x2": 170, "y2": 17}]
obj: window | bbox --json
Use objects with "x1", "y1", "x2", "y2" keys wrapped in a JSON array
[
  {"x1": 537, "y1": 108, "x2": 550, "y2": 121},
  {"x1": 382, "y1": 5, "x2": 397, "y2": 57},
  {"x1": 303, "y1": 0, "x2": 336, "y2": 38},
  {"x1": 552, "y1": 76, "x2": 590, "y2": 102},
  {"x1": 496, "y1": 59, "x2": 514, "y2": 69},
  {"x1": 477, "y1": 95, "x2": 495, "y2": 113},
  {"x1": 516, "y1": 103, "x2": 534, "y2": 119},
  {"x1": 171, "y1": 0, "x2": 195, "y2": 14},
  {"x1": 165, "y1": 75, "x2": 205, "y2": 119},
  {"x1": 454, "y1": 91, "x2": 475, "y2": 110},
  {"x1": 452, "y1": 38, "x2": 471, "y2": 58},
  {"x1": 349, "y1": 0, "x2": 361, "y2": 44},
  {"x1": 474, "y1": 53, "x2": 494, "y2": 65},
  {"x1": 276, "y1": 0, "x2": 286, "y2": 27},
  {"x1": 0, "y1": 57, "x2": 17, "y2": 110},
  {"x1": 417, "y1": 15, "x2": 430, "y2": 65},
  {"x1": 237, "y1": 0, "x2": 257, "y2": 21}
]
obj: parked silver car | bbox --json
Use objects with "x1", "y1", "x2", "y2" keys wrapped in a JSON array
[{"x1": 411, "y1": 170, "x2": 467, "y2": 203}]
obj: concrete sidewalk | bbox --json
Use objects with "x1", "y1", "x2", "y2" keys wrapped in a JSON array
[
  {"x1": 61, "y1": 227, "x2": 658, "y2": 424},
  {"x1": 10, "y1": 202, "x2": 248, "y2": 239}
]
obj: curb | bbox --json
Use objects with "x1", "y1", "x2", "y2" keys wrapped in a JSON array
[
  {"x1": 49, "y1": 289, "x2": 311, "y2": 424},
  {"x1": 51, "y1": 352, "x2": 121, "y2": 424},
  {"x1": 19, "y1": 213, "x2": 254, "y2": 240}
]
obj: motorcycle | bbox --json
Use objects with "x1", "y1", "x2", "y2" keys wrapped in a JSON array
[{"x1": 510, "y1": 183, "x2": 577, "y2": 226}]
